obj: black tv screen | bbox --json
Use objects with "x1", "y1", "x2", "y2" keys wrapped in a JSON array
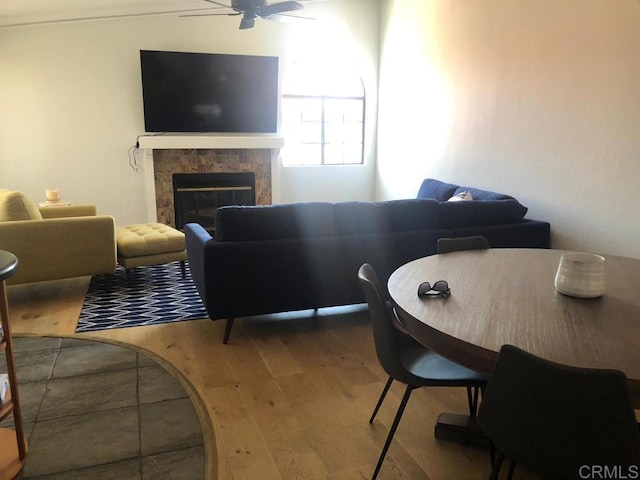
[{"x1": 140, "y1": 50, "x2": 278, "y2": 133}]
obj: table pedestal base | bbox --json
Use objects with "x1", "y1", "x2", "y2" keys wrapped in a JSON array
[{"x1": 434, "y1": 413, "x2": 491, "y2": 447}]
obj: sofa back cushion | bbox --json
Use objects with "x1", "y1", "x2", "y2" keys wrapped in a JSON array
[
  {"x1": 215, "y1": 199, "x2": 443, "y2": 241},
  {"x1": 334, "y1": 199, "x2": 440, "y2": 235},
  {"x1": 333, "y1": 202, "x2": 389, "y2": 235},
  {"x1": 416, "y1": 179, "x2": 459, "y2": 201},
  {"x1": 438, "y1": 199, "x2": 528, "y2": 228},
  {"x1": 417, "y1": 178, "x2": 517, "y2": 202},
  {"x1": 383, "y1": 199, "x2": 441, "y2": 232},
  {"x1": 0, "y1": 190, "x2": 43, "y2": 222},
  {"x1": 214, "y1": 202, "x2": 337, "y2": 242}
]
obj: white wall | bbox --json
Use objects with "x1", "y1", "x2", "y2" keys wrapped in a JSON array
[
  {"x1": 377, "y1": 0, "x2": 640, "y2": 258},
  {"x1": 0, "y1": 0, "x2": 379, "y2": 225},
  {"x1": 273, "y1": 0, "x2": 380, "y2": 203}
]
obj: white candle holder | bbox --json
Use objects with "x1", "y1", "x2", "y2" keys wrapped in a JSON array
[
  {"x1": 45, "y1": 189, "x2": 61, "y2": 203},
  {"x1": 554, "y1": 252, "x2": 605, "y2": 298}
]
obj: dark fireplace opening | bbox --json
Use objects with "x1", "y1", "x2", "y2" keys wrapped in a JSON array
[{"x1": 173, "y1": 172, "x2": 256, "y2": 233}]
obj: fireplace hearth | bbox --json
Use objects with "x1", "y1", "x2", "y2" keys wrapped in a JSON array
[{"x1": 173, "y1": 172, "x2": 255, "y2": 232}]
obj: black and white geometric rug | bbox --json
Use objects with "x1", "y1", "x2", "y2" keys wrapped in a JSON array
[{"x1": 76, "y1": 262, "x2": 208, "y2": 333}]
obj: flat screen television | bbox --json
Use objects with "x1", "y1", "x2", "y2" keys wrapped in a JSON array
[{"x1": 140, "y1": 50, "x2": 278, "y2": 134}]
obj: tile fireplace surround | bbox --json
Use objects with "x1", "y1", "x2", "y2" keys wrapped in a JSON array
[{"x1": 150, "y1": 148, "x2": 272, "y2": 228}]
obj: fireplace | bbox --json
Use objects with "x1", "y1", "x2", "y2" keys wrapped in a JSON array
[
  {"x1": 173, "y1": 172, "x2": 255, "y2": 232},
  {"x1": 150, "y1": 148, "x2": 272, "y2": 229}
]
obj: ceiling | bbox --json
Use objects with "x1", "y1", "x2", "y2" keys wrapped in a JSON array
[
  {"x1": 0, "y1": 0, "x2": 224, "y2": 28},
  {"x1": 4, "y1": 0, "x2": 636, "y2": 29}
]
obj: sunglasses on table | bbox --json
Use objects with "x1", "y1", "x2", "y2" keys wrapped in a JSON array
[{"x1": 417, "y1": 280, "x2": 450, "y2": 299}]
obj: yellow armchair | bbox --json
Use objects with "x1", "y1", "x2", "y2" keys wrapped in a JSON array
[{"x1": 0, "y1": 190, "x2": 117, "y2": 285}]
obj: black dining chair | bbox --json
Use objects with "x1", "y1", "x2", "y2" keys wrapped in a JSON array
[
  {"x1": 478, "y1": 344, "x2": 640, "y2": 480},
  {"x1": 436, "y1": 235, "x2": 490, "y2": 254},
  {"x1": 358, "y1": 263, "x2": 488, "y2": 480}
]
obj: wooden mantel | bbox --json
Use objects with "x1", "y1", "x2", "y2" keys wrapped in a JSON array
[{"x1": 138, "y1": 135, "x2": 284, "y2": 150}]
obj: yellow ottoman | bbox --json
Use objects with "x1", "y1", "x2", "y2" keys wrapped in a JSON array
[{"x1": 116, "y1": 223, "x2": 187, "y2": 283}]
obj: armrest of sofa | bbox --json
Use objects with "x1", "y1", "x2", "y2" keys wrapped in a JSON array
[
  {"x1": 39, "y1": 204, "x2": 97, "y2": 219},
  {"x1": 0, "y1": 215, "x2": 117, "y2": 284},
  {"x1": 184, "y1": 223, "x2": 215, "y2": 306}
]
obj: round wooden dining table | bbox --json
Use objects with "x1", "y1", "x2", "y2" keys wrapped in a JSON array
[{"x1": 388, "y1": 248, "x2": 640, "y2": 410}]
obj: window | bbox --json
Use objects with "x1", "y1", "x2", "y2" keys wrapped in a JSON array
[{"x1": 281, "y1": 58, "x2": 365, "y2": 166}]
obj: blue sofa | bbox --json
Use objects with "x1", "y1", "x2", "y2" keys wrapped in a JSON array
[
  {"x1": 185, "y1": 179, "x2": 550, "y2": 343},
  {"x1": 415, "y1": 178, "x2": 550, "y2": 248}
]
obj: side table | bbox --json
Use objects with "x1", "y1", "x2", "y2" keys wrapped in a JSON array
[
  {"x1": 0, "y1": 250, "x2": 27, "y2": 479},
  {"x1": 38, "y1": 201, "x2": 71, "y2": 208}
]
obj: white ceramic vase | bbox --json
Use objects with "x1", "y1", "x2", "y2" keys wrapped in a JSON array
[{"x1": 554, "y1": 252, "x2": 605, "y2": 298}]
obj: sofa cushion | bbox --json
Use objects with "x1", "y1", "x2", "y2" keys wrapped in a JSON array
[
  {"x1": 215, "y1": 202, "x2": 337, "y2": 242},
  {"x1": 0, "y1": 190, "x2": 43, "y2": 222},
  {"x1": 290, "y1": 202, "x2": 338, "y2": 238},
  {"x1": 416, "y1": 179, "x2": 459, "y2": 201},
  {"x1": 438, "y1": 199, "x2": 528, "y2": 228},
  {"x1": 334, "y1": 202, "x2": 390, "y2": 235},
  {"x1": 334, "y1": 199, "x2": 440, "y2": 235},
  {"x1": 454, "y1": 186, "x2": 514, "y2": 201},
  {"x1": 383, "y1": 199, "x2": 441, "y2": 232}
]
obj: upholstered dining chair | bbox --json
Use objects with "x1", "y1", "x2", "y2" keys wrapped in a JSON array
[
  {"x1": 358, "y1": 263, "x2": 488, "y2": 480},
  {"x1": 436, "y1": 235, "x2": 490, "y2": 254},
  {"x1": 478, "y1": 344, "x2": 640, "y2": 480}
]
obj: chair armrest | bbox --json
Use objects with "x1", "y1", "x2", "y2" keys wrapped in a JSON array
[
  {"x1": 0, "y1": 215, "x2": 117, "y2": 284},
  {"x1": 39, "y1": 205, "x2": 97, "y2": 219}
]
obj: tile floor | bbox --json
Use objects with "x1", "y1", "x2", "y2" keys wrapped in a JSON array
[{"x1": 0, "y1": 337, "x2": 204, "y2": 479}]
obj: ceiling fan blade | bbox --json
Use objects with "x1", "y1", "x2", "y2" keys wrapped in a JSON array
[
  {"x1": 182, "y1": 0, "x2": 243, "y2": 17},
  {"x1": 203, "y1": 0, "x2": 233, "y2": 7},
  {"x1": 203, "y1": 0, "x2": 243, "y2": 14},
  {"x1": 263, "y1": 12, "x2": 315, "y2": 23},
  {"x1": 260, "y1": 1, "x2": 304, "y2": 17},
  {"x1": 181, "y1": 11, "x2": 242, "y2": 17}
]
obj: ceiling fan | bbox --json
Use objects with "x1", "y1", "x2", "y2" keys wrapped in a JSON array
[{"x1": 184, "y1": 0, "x2": 311, "y2": 30}]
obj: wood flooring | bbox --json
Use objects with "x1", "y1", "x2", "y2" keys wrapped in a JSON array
[{"x1": 6, "y1": 276, "x2": 536, "y2": 480}]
